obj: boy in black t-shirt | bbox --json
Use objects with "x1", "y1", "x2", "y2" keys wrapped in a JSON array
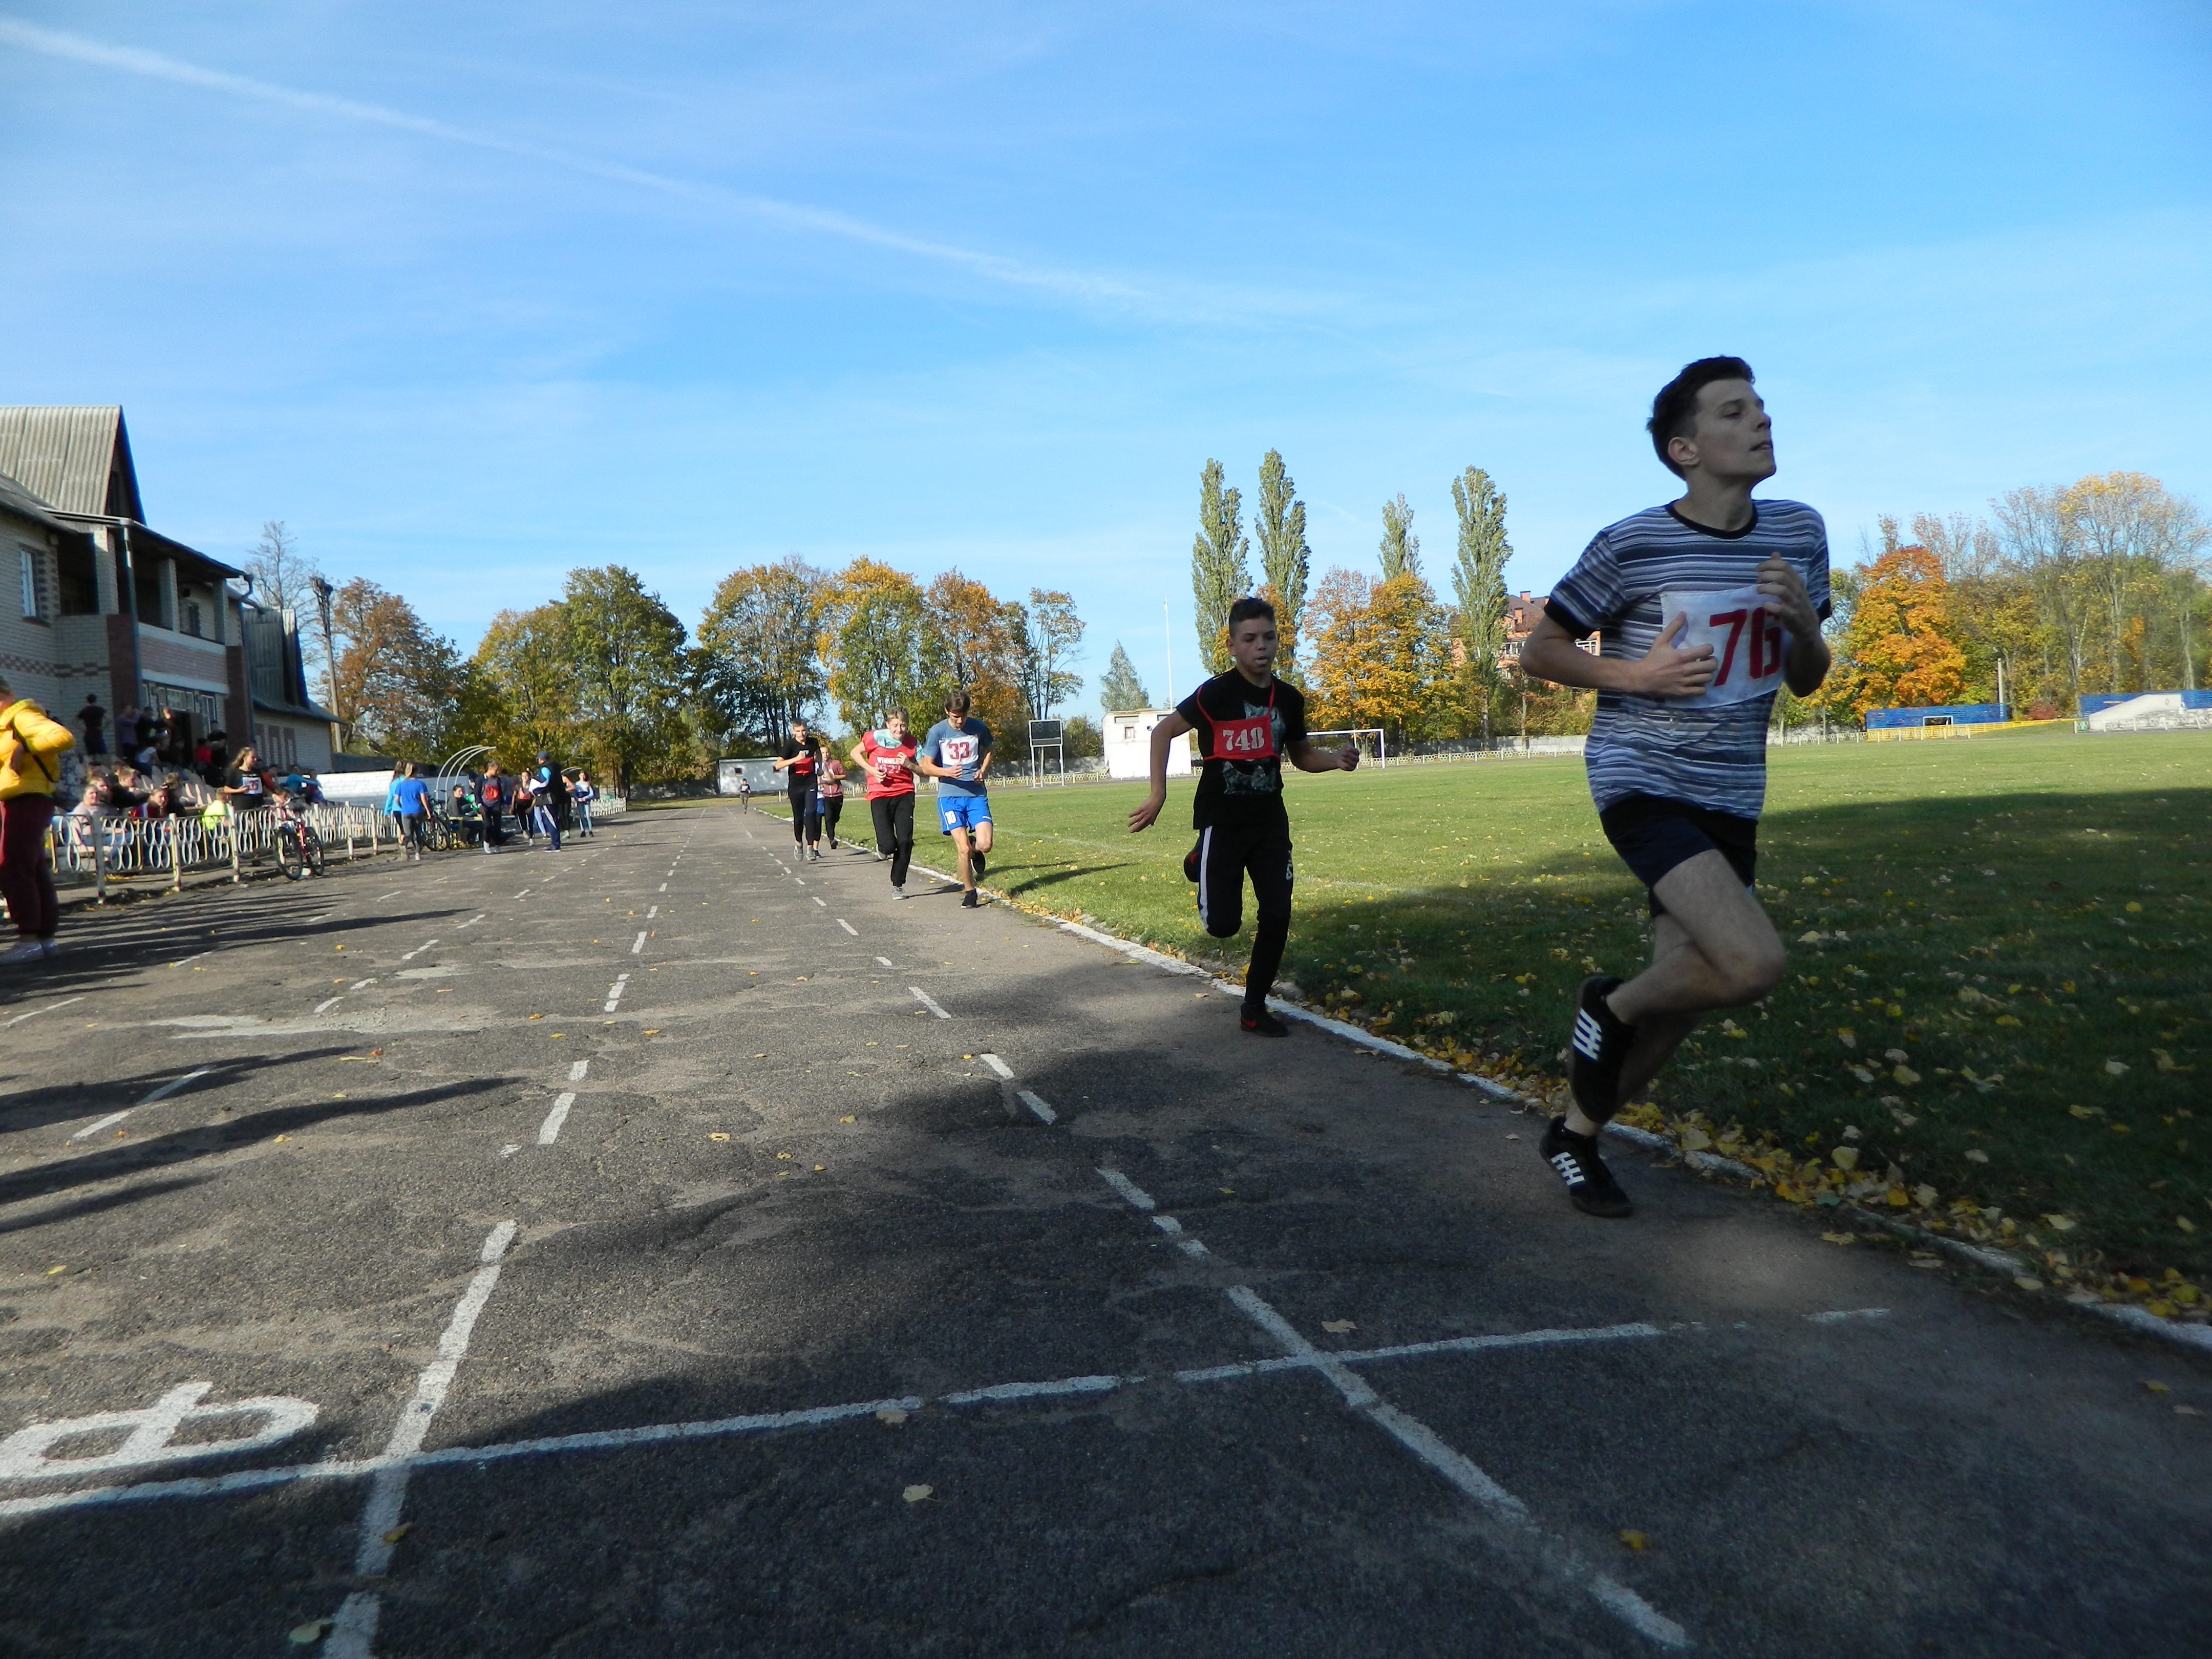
[{"x1": 1129, "y1": 596, "x2": 1358, "y2": 1035}]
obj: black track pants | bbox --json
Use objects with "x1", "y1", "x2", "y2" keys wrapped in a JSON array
[
  {"x1": 1194, "y1": 821, "x2": 1293, "y2": 1008},
  {"x1": 820, "y1": 796, "x2": 844, "y2": 844},
  {"x1": 870, "y1": 794, "x2": 915, "y2": 886}
]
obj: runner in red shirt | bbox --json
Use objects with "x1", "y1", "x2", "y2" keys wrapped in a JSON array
[{"x1": 851, "y1": 709, "x2": 920, "y2": 898}]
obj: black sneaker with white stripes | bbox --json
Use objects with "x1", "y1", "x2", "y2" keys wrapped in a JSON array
[
  {"x1": 1538, "y1": 1116, "x2": 1633, "y2": 1218},
  {"x1": 1566, "y1": 973, "x2": 1635, "y2": 1121}
]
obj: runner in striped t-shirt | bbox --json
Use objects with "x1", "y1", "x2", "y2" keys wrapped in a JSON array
[{"x1": 1520, "y1": 356, "x2": 1832, "y2": 1218}]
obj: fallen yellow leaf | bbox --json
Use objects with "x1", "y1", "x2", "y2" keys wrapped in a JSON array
[
  {"x1": 1321, "y1": 1320, "x2": 1357, "y2": 1334},
  {"x1": 1618, "y1": 1529, "x2": 1649, "y2": 1550},
  {"x1": 1821, "y1": 1232, "x2": 1854, "y2": 1245},
  {"x1": 840, "y1": 1115, "x2": 856, "y2": 1124},
  {"x1": 45, "y1": 1265, "x2": 66, "y2": 1275},
  {"x1": 776, "y1": 1152, "x2": 792, "y2": 1160},
  {"x1": 709, "y1": 1133, "x2": 730, "y2": 1142},
  {"x1": 877, "y1": 1408, "x2": 909, "y2": 1424},
  {"x1": 2012, "y1": 1276, "x2": 2043, "y2": 1291},
  {"x1": 1964, "y1": 1149, "x2": 1989, "y2": 1163},
  {"x1": 381, "y1": 1522, "x2": 413, "y2": 1544},
  {"x1": 902, "y1": 1484, "x2": 932, "y2": 1503},
  {"x1": 1831, "y1": 1146, "x2": 1859, "y2": 1171},
  {"x1": 2145, "y1": 1380, "x2": 2171, "y2": 1393}
]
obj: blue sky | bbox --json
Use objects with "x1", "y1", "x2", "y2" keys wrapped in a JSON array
[{"x1": 4, "y1": 2, "x2": 2208, "y2": 711}]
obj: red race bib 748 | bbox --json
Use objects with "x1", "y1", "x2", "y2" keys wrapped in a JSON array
[{"x1": 1213, "y1": 713, "x2": 1276, "y2": 760}]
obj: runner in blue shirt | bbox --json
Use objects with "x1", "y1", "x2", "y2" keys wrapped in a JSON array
[
  {"x1": 391, "y1": 762, "x2": 433, "y2": 863},
  {"x1": 914, "y1": 691, "x2": 993, "y2": 908}
]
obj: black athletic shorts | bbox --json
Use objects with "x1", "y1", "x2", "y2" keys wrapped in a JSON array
[{"x1": 1598, "y1": 793, "x2": 1757, "y2": 917}]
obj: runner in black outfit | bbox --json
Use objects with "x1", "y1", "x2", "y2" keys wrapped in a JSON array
[
  {"x1": 774, "y1": 719, "x2": 823, "y2": 860},
  {"x1": 1129, "y1": 596, "x2": 1359, "y2": 1035}
]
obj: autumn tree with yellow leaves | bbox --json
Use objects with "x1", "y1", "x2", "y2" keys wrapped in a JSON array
[
  {"x1": 1821, "y1": 544, "x2": 1968, "y2": 718},
  {"x1": 1306, "y1": 568, "x2": 1452, "y2": 743}
]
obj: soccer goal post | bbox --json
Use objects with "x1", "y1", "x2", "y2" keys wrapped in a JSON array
[{"x1": 1306, "y1": 728, "x2": 1387, "y2": 768}]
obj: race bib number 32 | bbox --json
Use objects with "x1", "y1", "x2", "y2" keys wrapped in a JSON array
[{"x1": 1658, "y1": 585, "x2": 1789, "y2": 708}]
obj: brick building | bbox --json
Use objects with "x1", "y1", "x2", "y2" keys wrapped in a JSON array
[{"x1": 0, "y1": 406, "x2": 334, "y2": 769}]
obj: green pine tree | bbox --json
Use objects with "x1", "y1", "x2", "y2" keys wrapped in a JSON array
[
  {"x1": 1099, "y1": 641, "x2": 1152, "y2": 712},
  {"x1": 1190, "y1": 459, "x2": 1250, "y2": 675}
]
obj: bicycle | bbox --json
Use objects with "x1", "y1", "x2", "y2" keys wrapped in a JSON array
[{"x1": 275, "y1": 800, "x2": 325, "y2": 881}]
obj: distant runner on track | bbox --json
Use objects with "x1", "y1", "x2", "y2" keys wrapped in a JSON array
[
  {"x1": 915, "y1": 691, "x2": 993, "y2": 908},
  {"x1": 1128, "y1": 596, "x2": 1357, "y2": 1037},
  {"x1": 1520, "y1": 355, "x2": 1831, "y2": 1218},
  {"x1": 852, "y1": 710, "x2": 920, "y2": 898}
]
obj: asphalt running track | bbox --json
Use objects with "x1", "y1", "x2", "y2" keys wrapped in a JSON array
[{"x1": 1, "y1": 804, "x2": 2206, "y2": 1657}]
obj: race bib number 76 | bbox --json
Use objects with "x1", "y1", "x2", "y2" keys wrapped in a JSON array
[{"x1": 1658, "y1": 585, "x2": 1789, "y2": 708}]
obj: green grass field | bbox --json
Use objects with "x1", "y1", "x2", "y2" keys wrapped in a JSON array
[{"x1": 947, "y1": 733, "x2": 2210, "y2": 1302}]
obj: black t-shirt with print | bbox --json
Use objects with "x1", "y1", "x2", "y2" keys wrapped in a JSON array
[
  {"x1": 224, "y1": 766, "x2": 270, "y2": 805},
  {"x1": 779, "y1": 735, "x2": 820, "y2": 794},
  {"x1": 1174, "y1": 671, "x2": 1309, "y2": 831}
]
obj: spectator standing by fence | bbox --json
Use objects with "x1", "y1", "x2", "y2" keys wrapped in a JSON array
[
  {"x1": 78, "y1": 696, "x2": 106, "y2": 759},
  {"x1": 0, "y1": 674, "x2": 76, "y2": 965},
  {"x1": 570, "y1": 771, "x2": 597, "y2": 837}
]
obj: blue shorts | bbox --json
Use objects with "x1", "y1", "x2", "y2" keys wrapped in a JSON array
[{"x1": 937, "y1": 795, "x2": 992, "y2": 834}]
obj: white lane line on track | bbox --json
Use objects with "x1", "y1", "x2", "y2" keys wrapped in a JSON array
[
  {"x1": 1099, "y1": 1172, "x2": 1688, "y2": 1650},
  {"x1": 328, "y1": 1220, "x2": 518, "y2": 1658},
  {"x1": 457, "y1": 913, "x2": 488, "y2": 929},
  {"x1": 4, "y1": 995, "x2": 83, "y2": 1026},
  {"x1": 630, "y1": 932, "x2": 648, "y2": 955},
  {"x1": 1017, "y1": 1090, "x2": 1057, "y2": 1125},
  {"x1": 875, "y1": 956, "x2": 892, "y2": 968},
  {"x1": 603, "y1": 976, "x2": 629, "y2": 1013},
  {"x1": 979, "y1": 1053, "x2": 1012, "y2": 1079},
  {"x1": 314, "y1": 997, "x2": 343, "y2": 1015},
  {"x1": 349, "y1": 979, "x2": 376, "y2": 992},
  {"x1": 537, "y1": 1094, "x2": 577, "y2": 1144},
  {"x1": 657, "y1": 882, "x2": 668, "y2": 893},
  {"x1": 811, "y1": 897, "x2": 826, "y2": 908},
  {"x1": 72, "y1": 1067, "x2": 215, "y2": 1140},
  {"x1": 398, "y1": 939, "x2": 439, "y2": 962},
  {"x1": 1095, "y1": 1168, "x2": 1154, "y2": 1210},
  {"x1": 514, "y1": 890, "x2": 532, "y2": 900},
  {"x1": 647, "y1": 906, "x2": 658, "y2": 919},
  {"x1": 0, "y1": 1318, "x2": 1685, "y2": 1525},
  {"x1": 1805, "y1": 1307, "x2": 1890, "y2": 1323},
  {"x1": 837, "y1": 919, "x2": 858, "y2": 936},
  {"x1": 374, "y1": 891, "x2": 402, "y2": 901},
  {"x1": 908, "y1": 987, "x2": 950, "y2": 1019},
  {"x1": 568, "y1": 1060, "x2": 589, "y2": 1082}
]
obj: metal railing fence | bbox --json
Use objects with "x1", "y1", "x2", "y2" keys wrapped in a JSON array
[{"x1": 44, "y1": 796, "x2": 626, "y2": 898}]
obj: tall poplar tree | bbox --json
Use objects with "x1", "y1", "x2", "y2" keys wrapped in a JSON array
[
  {"x1": 1252, "y1": 450, "x2": 1311, "y2": 680},
  {"x1": 1189, "y1": 459, "x2": 1249, "y2": 675},
  {"x1": 1378, "y1": 494, "x2": 1421, "y2": 580},
  {"x1": 1450, "y1": 466, "x2": 1513, "y2": 740}
]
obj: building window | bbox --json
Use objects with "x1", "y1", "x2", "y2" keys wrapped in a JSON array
[
  {"x1": 18, "y1": 548, "x2": 42, "y2": 620},
  {"x1": 184, "y1": 601, "x2": 204, "y2": 637}
]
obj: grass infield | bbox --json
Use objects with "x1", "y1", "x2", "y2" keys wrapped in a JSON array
[{"x1": 920, "y1": 732, "x2": 2207, "y2": 1304}]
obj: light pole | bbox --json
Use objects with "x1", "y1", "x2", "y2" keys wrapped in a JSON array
[{"x1": 310, "y1": 576, "x2": 338, "y2": 746}]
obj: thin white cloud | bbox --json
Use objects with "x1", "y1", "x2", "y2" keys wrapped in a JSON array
[{"x1": 0, "y1": 15, "x2": 1150, "y2": 307}]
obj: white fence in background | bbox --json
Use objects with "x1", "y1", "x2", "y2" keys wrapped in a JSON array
[{"x1": 45, "y1": 796, "x2": 626, "y2": 897}]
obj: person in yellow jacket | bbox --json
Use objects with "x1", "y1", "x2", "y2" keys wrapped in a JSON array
[{"x1": 0, "y1": 675, "x2": 78, "y2": 964}]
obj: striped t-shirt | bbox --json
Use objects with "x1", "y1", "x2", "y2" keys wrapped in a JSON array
[{"x1": 1546, "y1": 499, "x2": 1830, "y2": 821}]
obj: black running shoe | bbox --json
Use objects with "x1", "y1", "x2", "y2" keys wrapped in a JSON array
[
  {"x1": 961, "y1": 889, "x2": 980, "y2": 909},
  {"x1": 971, "y1": 847, "x2": 986, "y2": 881},
  {"x1": 1240, "y1": 1005, "x2": 1289, "y2": 1037},
  {"x1": 1539, "y1": 1116, "x2": 1633, "y2": 1218},
  {"x1": 1566, "y1": 974, "x2": 1635, "y2": 1120},
  {"x1": 1184, "y1": 840, "x2": 1202, "y2": 882}
]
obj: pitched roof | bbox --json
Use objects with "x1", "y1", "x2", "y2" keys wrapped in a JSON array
[
  {"x1": 0, "y1": 407, "x2": 140, "y2": 519},
  {"x1": 0, "y1": 467, "x2": 76, "y2": 537}
]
